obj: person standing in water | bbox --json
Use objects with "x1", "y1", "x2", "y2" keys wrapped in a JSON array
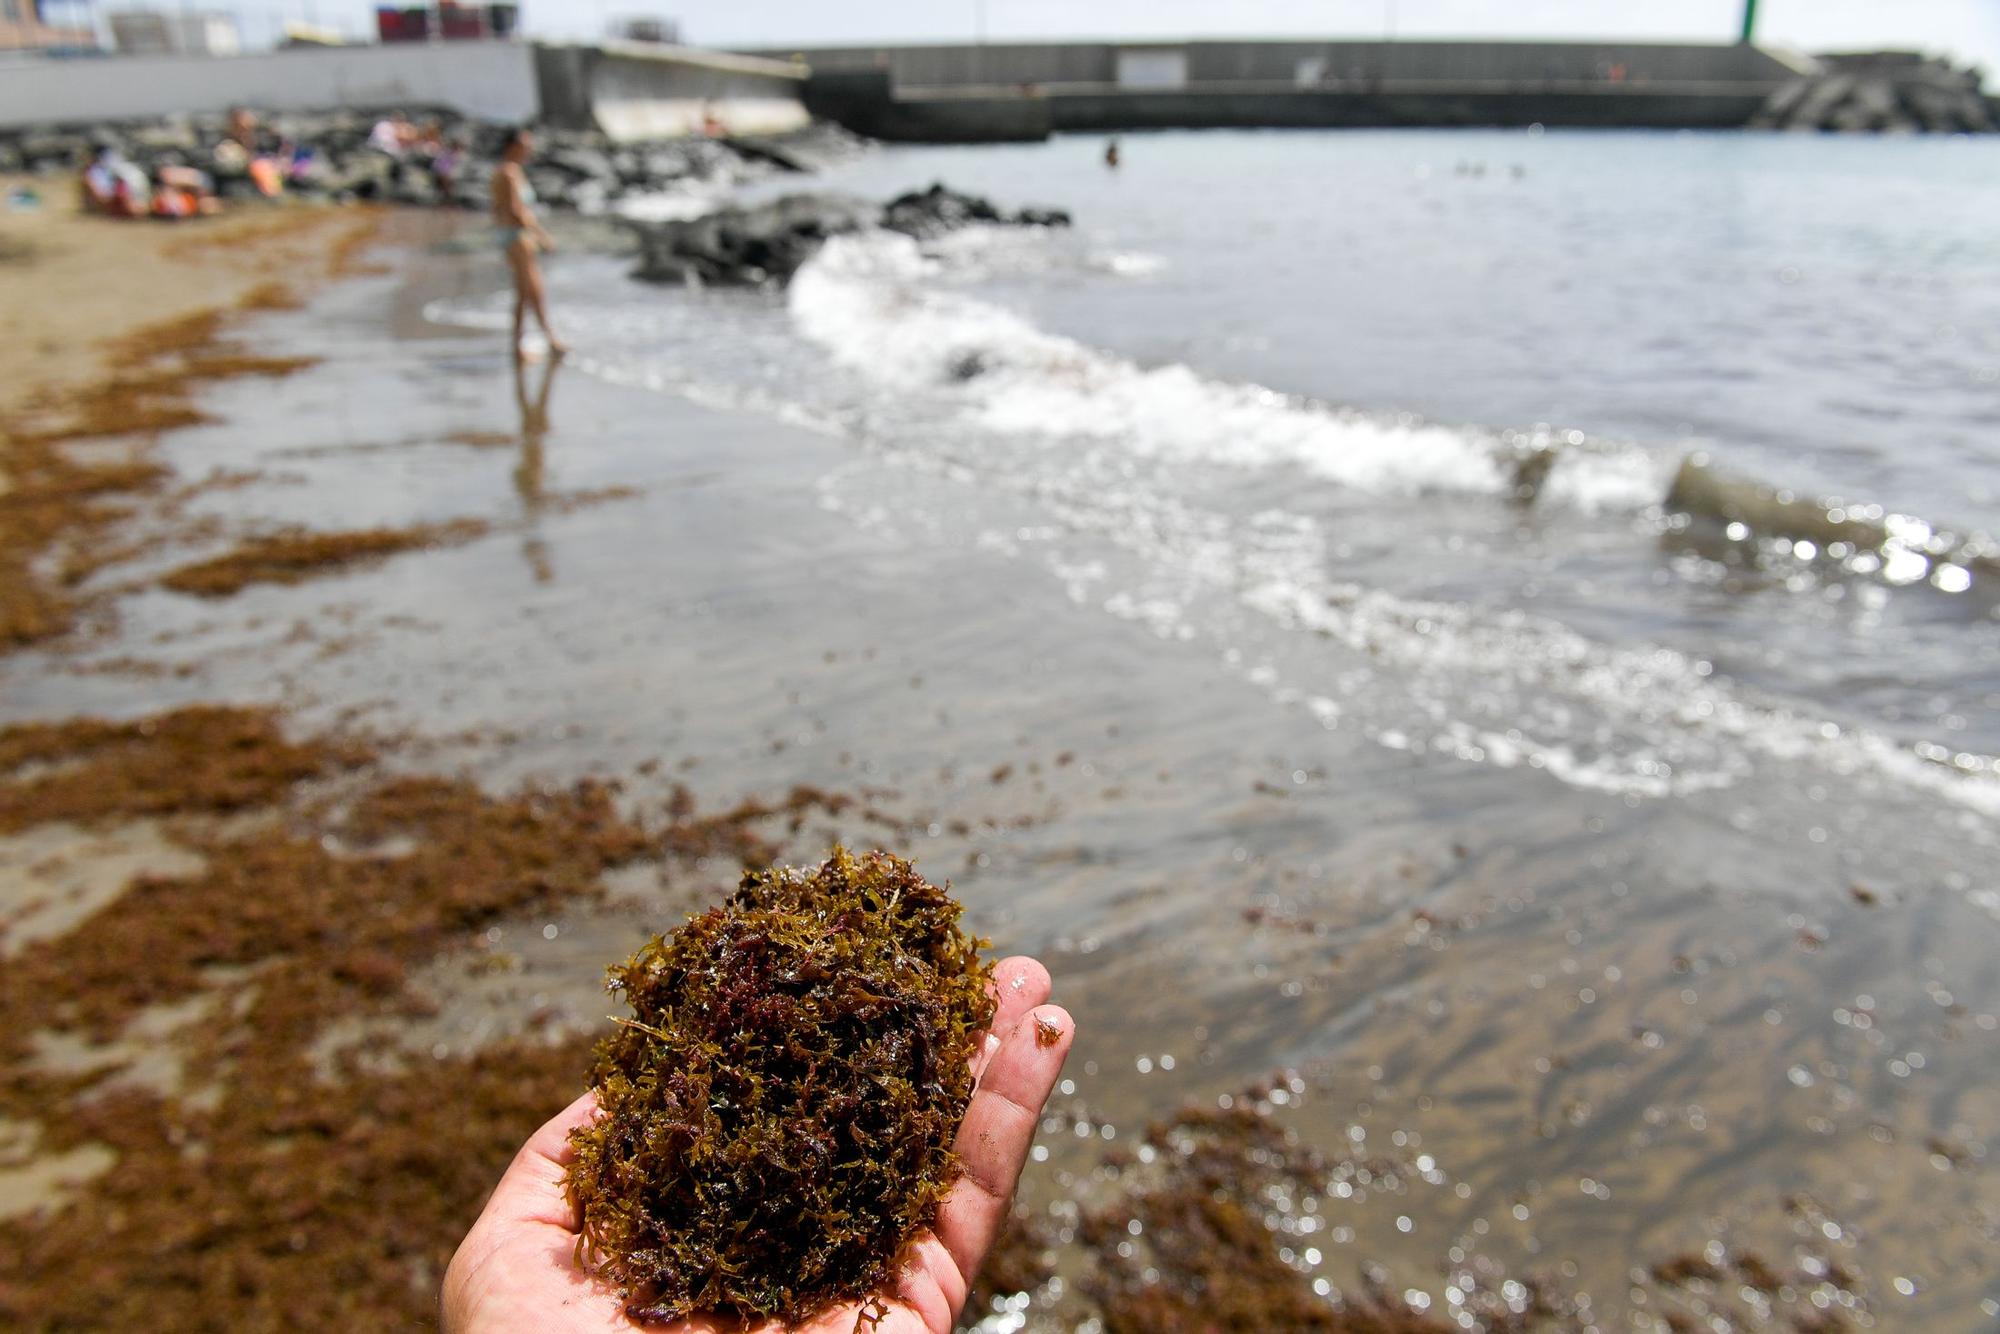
[
  {"x1": 491, "y1": 127, "x2": 564, "y2": 361},
  {"x1": 1104, "y1": 137, "x2": 1121, "y2": 168}
]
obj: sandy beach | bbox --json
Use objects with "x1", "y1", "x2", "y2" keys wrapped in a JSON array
[{"x1": 2, "y1": 174, "x2": 1997, "y2": 1332}]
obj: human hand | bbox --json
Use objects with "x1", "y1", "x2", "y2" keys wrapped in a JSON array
[{"x1": 442, "y1": 956, "x2": 1072, "y2": 1333}]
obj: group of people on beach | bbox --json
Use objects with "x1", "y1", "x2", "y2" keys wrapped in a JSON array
[
  {"x1": 76, "y1": 102, "x2": 557, "y2": 361},
  {"x1": 78, "y1": 107, "x2": 289, "y2": 218},
  {"x1": 78, "y1": 105, "x2": 471, "y2": 222},
  {"x1": 368, "y1": 109, "x2": 471, "y2": 195}
]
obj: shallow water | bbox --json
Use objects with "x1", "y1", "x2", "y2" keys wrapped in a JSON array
[{"x1": 7, "y1": 135, "x2": 1999, "y2": 1326}]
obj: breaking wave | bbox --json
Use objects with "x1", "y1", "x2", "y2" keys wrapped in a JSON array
[
  {"x1": 785, "y1": 229, "x2": 2000, "y2": 818},
  {"x1": 423, "y1": 227, "x2": 2000, "y2": 820},
  {"x1": 790, "y1": 233, "x2": 1665, "y2": 513}
]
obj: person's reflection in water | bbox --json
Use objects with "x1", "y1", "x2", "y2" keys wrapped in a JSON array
[{"x1": 512, "y1": 354, "x2": 561, "y2": 583}]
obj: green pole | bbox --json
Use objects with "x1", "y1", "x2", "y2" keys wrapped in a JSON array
[{"x1": 1739, "y1": 0, "x2": 1759, "y2": 44}]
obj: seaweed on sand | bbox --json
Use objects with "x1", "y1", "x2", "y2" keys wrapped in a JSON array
[
  {"x1": 566, "y1": 848, "x2": 996, "y2": 1326},
  {"x1": 0, "y1": 213, "x2": 374, "y2": 649},
  {"x1": 0, "y1": 705, "x2": 875, "y2": 1330},
  {"x1": 1077, "y1": 1101, "x2": 1591, "y2": 1333},
  {"x1": 158, "y1": 520, "x2": 491, "y2": 597},
  {"x1": 0, "y1": 703, "x2": 368, "y2": 832}
]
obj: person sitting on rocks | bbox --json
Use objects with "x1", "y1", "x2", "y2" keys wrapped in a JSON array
[
  {"x1": 430, "y1": 135, "x2": 467, "y2": 203},
  {"x1": 81, "y1": 146, "x2": 147, "y2": 218},
  {"x1": 214, "y1": 107, "x2": 284, "y2": 198},
  {"x1": 227, "y1": 106, "x2": 261, "y2": 153},
  {"x1": 368, "y1": 112, "x2": 416, "y2": 157},
  {"x1": 152, "y1": 164, "x2": 222, "y2": 218}
]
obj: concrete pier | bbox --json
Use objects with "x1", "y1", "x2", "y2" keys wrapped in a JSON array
[
  {"x1": 751, "y1": 39, "x2": 1805, "y2": 141},
  {"x1": 2, "y1": 36, "x2": 1979, "y2": 143}
]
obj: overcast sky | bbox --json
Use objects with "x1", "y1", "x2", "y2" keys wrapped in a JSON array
[{"x1": 192, "y1": 1, "x2": 2000, "y2": 77}]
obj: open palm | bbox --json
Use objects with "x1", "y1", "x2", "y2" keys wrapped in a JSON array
[{"x1": 443, "y1": 957, "x2": 1072, "y2": 1333}]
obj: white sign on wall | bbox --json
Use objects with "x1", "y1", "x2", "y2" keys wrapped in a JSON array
[{"x1": 1115, "y1": 48, "x2": 1188, "y2": 90}]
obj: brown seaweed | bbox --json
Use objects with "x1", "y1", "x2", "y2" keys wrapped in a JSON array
[
  {"x1": 0, "y1": 225, "x2": 368, "y2": 649},
  {"x1": 0, "y1": 705, "x2": 871, "y2": 1330},
  {"x1": 158, "y1": 520, "x2": 490, "y2": 597},
  {"x1": 565, "y1": 848, "x2": 995, "y2": 1326}
]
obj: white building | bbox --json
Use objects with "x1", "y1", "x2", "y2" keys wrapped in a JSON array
[{"x1": 109, "y1": 8, "x2": 241, "y2": 57}]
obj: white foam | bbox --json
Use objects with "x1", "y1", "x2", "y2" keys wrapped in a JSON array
[
  {"x1": 790, "y1": 233, "x2": 1657, "y2": 508},
  {"x1": 613, "y1": 190, "x2": 726, "y2": 223},
  {"x1": 1094, "y1": 250, "x2": 1168, "y2": 278},
  {"x1": 424, "y1": 229, "x2": 2000, "y2": 825},
  {"x1": 1238, "y1": 568, "x2": 2000, "y2": 816}
]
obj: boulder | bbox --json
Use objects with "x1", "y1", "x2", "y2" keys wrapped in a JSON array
[
  {"x1": 881, "y1": 182, "x2": 1069, "y2": 239},
  {"x1": 631, "y1": 192, "x2": 877, "y2": 286},
  {"x1": 1757, "y1": 52, "x2": 1996, "y2": 134},
  {"x1": 548, "y1": 145, "x2": 616, "y2": 182},
  {"x1": 631, "y1": 182, "x2": 1070, "y2": 288}
]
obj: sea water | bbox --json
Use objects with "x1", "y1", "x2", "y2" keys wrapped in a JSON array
[{"x1": 419, "y1": 129, "x2": 2000, "y2": 1323}]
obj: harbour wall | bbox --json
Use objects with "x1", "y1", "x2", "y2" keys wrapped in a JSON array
[{"x1": 748, "y1": 39, "x2": 1805, "y2": 141}]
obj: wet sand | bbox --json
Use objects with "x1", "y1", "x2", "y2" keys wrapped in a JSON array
[{"x1": 1, "y1": 223, "x2": 1995, "y2": 1329}]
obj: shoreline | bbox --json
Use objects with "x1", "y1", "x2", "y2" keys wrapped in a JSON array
[
  {"x1": 0, "y1": 186, "x2": 393, "y2": 648},
  {"x1": 0, "y1": 199, "x2": 1995, "y2": 1330}
]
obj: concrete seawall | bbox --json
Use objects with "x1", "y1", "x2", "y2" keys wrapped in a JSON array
[
  {"x1": 0, "y1": 42, "x2": 540, "y2": 126},
  {"x1": 754, "y1": 39, "x2": 1801, "y2": 141},
  {"x1": 532, "y1": 42, "x2": 807, "y2": 139},
  {"x1": 0, "y1": 40, "x2": 807, "y2": 141}
]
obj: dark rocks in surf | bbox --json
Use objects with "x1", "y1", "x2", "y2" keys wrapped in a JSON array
[
  {"x1": 630, "y1": 192, "x2": 878, "y2": 286},
  {"x1": 880, "y1": 182, "x2": 1071, "y2": 239},
  {"x1": 631, "y1": 181, "x2": 1070, "y2": 288},
  {"x1": 1664, "y1": 454, "x2": 2000, "y2": 585}
]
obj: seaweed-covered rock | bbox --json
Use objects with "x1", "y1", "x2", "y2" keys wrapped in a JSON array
[{"x1": 566, "y1": 847, "x2": 995, "y2": 1326}]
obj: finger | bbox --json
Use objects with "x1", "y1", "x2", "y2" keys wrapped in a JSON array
[
  {"x1": 972, "y1": 957, "x2": 1051, "y2": 1081},
  {"x1": 482, "y1": 1087, "x2": 599, "y2": 1232},
  {"x1": 935, "y1": 1004, "x2": 1072, "y2": 1292}
]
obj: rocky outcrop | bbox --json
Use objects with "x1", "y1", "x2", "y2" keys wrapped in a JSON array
[
  {"x1": 880, "y1": 182, "x2": 1071, "y2": 239},
  {"x1": 630, "y1": 192, "x2": 878, "y2": 286},
  {"x1": 1752, "y1": 52, "x2": 1993, "y2": 134},
  {"x1": 0, "y1": 110, "x2": 865, "y2": 211},
  {"x1": 631, "y1": 183, "x2": 1070, "y2": 287}
]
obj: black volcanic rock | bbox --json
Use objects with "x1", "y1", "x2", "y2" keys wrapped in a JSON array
[
  {"x1": 631, "y1": 192, "x2": 878, "y2": 286},
  {"x1": 632, "y1": 181, "x2": 1070, "y2": 288},
  {"x1": 881, "y1": 181, "x2": 1069, "y2": 238}
]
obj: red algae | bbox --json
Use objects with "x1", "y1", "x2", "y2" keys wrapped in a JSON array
[{"x1": 566, "y1": 848, "x2": 994, "y2": 1326}]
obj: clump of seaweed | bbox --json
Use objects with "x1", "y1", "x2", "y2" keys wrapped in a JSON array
[
  {"x1": 566, "y1": 847, "x2": 995, "y2": 1325},
  {"x1": 158, "y1": 520, "x2": 490, "y2": 597}
]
